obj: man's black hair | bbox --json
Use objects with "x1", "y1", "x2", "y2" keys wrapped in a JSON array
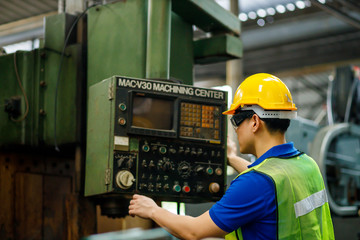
[{"x1": 235, "y1": 109, "x2": 290, "y2": 134}]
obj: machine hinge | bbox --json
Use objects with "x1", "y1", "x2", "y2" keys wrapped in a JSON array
[
  {"x1": 108, "y1": 82, "x2": 114, "y2": 100},
  {"x1": 105, "y1": 168, "x2": 111, "y2": 185}
]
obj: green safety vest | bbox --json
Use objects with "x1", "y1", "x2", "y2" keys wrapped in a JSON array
[{"x1": 225, "y1": 153, "x2": 334, "y2": 240}]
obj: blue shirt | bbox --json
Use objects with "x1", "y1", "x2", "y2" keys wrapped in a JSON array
[{"x1": 209, "y1": 142, "x2": 300, "y2": 240}]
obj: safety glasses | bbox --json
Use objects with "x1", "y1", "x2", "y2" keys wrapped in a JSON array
[{"x1": 230, "y1": 111, "x2": 254, "y2": 131}]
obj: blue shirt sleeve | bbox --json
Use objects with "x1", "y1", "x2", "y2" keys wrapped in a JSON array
[{"x1": 209, "y1": 171, "x2": 276, "y2": 233}]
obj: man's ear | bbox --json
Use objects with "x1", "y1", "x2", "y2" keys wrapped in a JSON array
[{"x1": 251, "y1": 114, "x2": 261, "y2": 133}]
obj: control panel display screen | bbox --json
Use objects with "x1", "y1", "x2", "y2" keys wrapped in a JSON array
[
  {"x1": 132, "y1": 95, "x2": 174, "y2": 130},
  {"x1": 180, "y1": 102, "x2": 220, "y2": 141}
]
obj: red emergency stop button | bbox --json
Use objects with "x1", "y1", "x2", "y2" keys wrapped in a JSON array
[{"x1": 182, "y1": 185, "x2": 191, "y2": 193}]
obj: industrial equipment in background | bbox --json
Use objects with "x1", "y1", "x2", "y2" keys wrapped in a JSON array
[
  {"x1": 286, "y1": 65, "x2": 360, "y2": 239},
  {"x1": 85, "y1": 76, "x2": 227, "y2": 217}
]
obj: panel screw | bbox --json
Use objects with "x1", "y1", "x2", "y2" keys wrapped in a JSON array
[
  {"x1": 39, "y1": 109, "x2": 46, "y2": 115},
  {"x1": 40, "y1": 81, "x2": 47, "y2": 87}
]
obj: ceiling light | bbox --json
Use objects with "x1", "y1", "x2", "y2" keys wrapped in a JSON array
[
  {"x1": 276, "y1": 5, "x2": 286, "y2": 14},
  {"x1": 266, "y1": 7, "x2": 276, "y2": 16},
  {"x1": 318, "y1": 0, "x2": 326, "y2": 4},
  {"x1": 257, "y1": 19, "x2": 265, "y2": 27},
  {"x1": 257, "y1": 9, "x2": 267, "y2": 18},
  {"x1": 239, "y1": 13, "x2": 248, "y2": 22},
  {"x1": 296, "y1": 1, "x2": 306, "y2": 9},
  {"x1": 248, "y1": 11, "x2": 257, "y2": 20},
  {"x1": 286, "y1": 3, "x2": 296, "y2": 11}
]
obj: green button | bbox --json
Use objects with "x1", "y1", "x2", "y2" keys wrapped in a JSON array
[
  {"x1": 206, "y1": 167, "x2": 213, "y2": 175},
  {"x1": 159, "y1": 146, "x2": 167, "y2": 154},
  {"x1": 173, "y1": 185, "x2": 181, "y2": 192},
  {"x1": 119, "y1": 103, "x2": 127, "y2": 111},
  {"x1": 142, "y1": 145, "x2": 150, "y2": 152}
]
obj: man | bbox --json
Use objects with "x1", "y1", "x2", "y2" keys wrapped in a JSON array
[{"x1": 129, "y1": 73, "x2": 334, "y2": 240}]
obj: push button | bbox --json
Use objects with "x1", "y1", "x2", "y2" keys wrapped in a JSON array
[
  {"x1": 173, "y1": 184, "x2": 181, "y2": 193},
  {"x1": 182, "y1": 185, "x2": 191, "y2": 193}
]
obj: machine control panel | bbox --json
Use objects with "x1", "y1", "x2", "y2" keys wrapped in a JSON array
[{"x1": 86, "y1": 76, "x2": 227, "y2": 203}]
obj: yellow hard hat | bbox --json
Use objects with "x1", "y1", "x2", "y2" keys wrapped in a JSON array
[{"x1": 223, "y1": 73, "x2": 297, "y2": 116}]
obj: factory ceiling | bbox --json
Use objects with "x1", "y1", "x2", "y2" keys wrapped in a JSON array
[
  {"x1": 1, "y1": 0, "x2": 360, "y2": 74},
  {"x1": 0, "y1": 0, "x2": 58, "y2": 25},
  {"x1": 0, "y1": 0, "x2": 359, "y2": 122}
]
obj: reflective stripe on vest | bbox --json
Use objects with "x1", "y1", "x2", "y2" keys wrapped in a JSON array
[
  {"x1": 294, "y1": 189, "x2": 328, "y2": 218},
  {"x1": 225, "y1": 154, "x2": 334, "y2": 240}
]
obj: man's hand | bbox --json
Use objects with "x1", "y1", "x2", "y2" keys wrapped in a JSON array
[
  {"x1": 128, "y1": 194, "x2": 227, "y2": 239},
  {"x1": 227, "y1": 137, "x2": 251, "y2": 173},
  {"x1": 129, "y1": 194, "x2": 158, "y2": 219},
  {"x1": 227, "y1": 137, "x2": 238, "y2": 162}
]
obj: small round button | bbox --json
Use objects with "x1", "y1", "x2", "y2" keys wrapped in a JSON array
[
  {"x1": 119, "y1": 103, "x2": 127, "y2": 111},
  {"x1": 215, "y1": 168, "x2": 223, "y2": 176},
  {"x1": 173, "y1": 185, "x2": 181, "y2": 193},
  {"x1": 182, "y1": 185, "x2": 191, "y2": 193},
  {"x1": 118, "y1": 118, "x2": 126, "y2": 125},
  {"x1": 159, "y1": 146, "x2": 167, "y2": 154},
  {"x1": 206, "y1": 167, "x2": 214, "y2": 175},
  {"x1": 142, "y1": 145, "x2": 150, "y2": 152}
]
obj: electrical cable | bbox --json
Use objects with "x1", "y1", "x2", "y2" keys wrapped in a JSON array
[
  {"x1": 12, "y1": 51, "x2": 29, "y2": 122},
  {"x1": 54, "y1": 3, "x2": 99, "y2": 152}
]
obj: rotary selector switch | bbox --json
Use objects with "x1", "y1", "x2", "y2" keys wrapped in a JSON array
[
  {"x1": 178, "y1": 161, "x2": 191, "y2": 177},
  {"x1": 115, "y1": 170, "x2": 135, "y2": 189}
]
